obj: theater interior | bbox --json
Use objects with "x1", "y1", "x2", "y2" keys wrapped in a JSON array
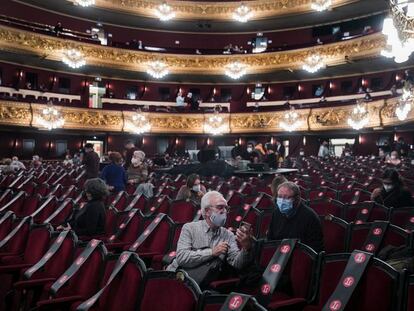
[{"x1": 0, "y1": 0, "x2": 413, "y2": 310}]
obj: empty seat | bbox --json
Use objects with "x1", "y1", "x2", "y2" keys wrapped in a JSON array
[
  {"x1": 168, "y1": 200, "x2": 198, "y2": 223},
  {"x1": 320, "y1": 215, "x2": 349, "y2": 253}
]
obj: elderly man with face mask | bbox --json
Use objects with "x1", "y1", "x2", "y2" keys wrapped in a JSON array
[
  {"x1": 167, "y1": 191, "x2": 254, "y2": 287},
  {"x1": 267, "y1": 181, "x2": 324, "y2": 253}
]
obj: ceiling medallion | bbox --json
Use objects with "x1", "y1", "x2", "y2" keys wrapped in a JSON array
[
  {"x1": 381, "y1": 0, "x2": 414, "y2": 63},
  {"x1": 204, "y1": 106, "x2": 229, "y2": 135},
  {"x1": 73, "y1": 0, "x2": 95, "y2": 7},
  {"x1": 347, "y1": 101, "x2": 369, "y2": 130},
  {"x1": 232, "y1": 4, "x2": 253, "y2": 23},
  {"x1": 36, "y1": 101, "x2": 65, "y2": 130},
  {"x1": 311, "y1": 0, "x2": 332, "y2": 12},
  {"x1": 224, "y1": 62, "x2": 247, "y2": 79},
  {"x1": 280, "y1": 106, "x2": 302, "y2": 132},
  {"x1": 61, "y1": 49, "x2": 86, "y2": 69},
  {"x1": 155, "y1": 3, "x2": 175, "y2": 21},
  {"x1": 302, "y1": 54, "x2": 326, "y2": 73},
  {"x1": 396, "y1": 84, "x2": 413, "y2": 121},
  {"x1": 127, "y1": 110, "x2": 151, "y2": 134},
  {"x1": 146, "y1": 61, "x2": 169, "y2": 79}
]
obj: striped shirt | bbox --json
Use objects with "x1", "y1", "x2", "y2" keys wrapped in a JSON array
[{"x1": 167, "y1": 219, "x2": 253, "y2": 271}]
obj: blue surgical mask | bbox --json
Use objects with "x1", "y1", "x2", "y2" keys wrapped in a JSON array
[
  {"x1": 210, "y1": 212, "x2": 227, "y2": 227},
  {"x1": 276, "y1": 198, "x2": 295, "y2": 217}
]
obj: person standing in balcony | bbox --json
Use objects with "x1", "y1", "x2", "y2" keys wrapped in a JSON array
[
  {"x1": 176, "y1": 91, "x2": 186, "y2": 110},
  {"x1": 124, "y1": 140, "x2": 137, "y2": 169},
  {"x1": 101, "y1": 152, "x2": 127, "y2": 192},
  {"x1": 82, "y1": 143, "x2": 100, "y2": 179},
  {"x1": 318, "y1": 140, "x2": 330, "y2": 158}
]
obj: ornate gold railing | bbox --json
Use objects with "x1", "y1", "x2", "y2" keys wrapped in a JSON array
[{"x1": 0, "y1": 97, "x2": 410, "y2": 133}]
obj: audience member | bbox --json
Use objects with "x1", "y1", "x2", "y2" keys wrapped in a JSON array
[
  {"x1": 186, "y1": 92, "x2": 199, "y2": 111},
  {"x1": 270, "y1": 175, "x2": 287, "y2": 198},
  {"x1": 318, "y1": 140, "x2": 330, "y2": 158},
  {"x1": 386, "y1": 151, "x2": 402, "y2": 166},
  {"x1": 371, "y1": 168, "x2": 414, "y2": 208},
  {"x1": 342, "y1": 143, "x2": 352, "y2": 157},
  {"x1": 268, "y1": 181, "x2": 324, "y2": 252},
  {"x1": 264, "y1": 144, "x2": 278, "y2": 169},
  {"x1": 11, "y1": 156, "x2": 25, "y2": 170},
  {"x1": 101, "y1": 152, "x2": 127, "y2": 192},
  {"x1": 58, "y1": 178, "x2": 107, "y2": 237},
  {"x1": 31, "y1": 155, "x2": 42, "y2": 168},
  {"x1": 275, "y1": 140, "x2": 285, "y2": 159},
  {"x1": 127, "y1": 150, "x2": 148, "y2": 184},
  {"x1": 167, "y1": 191, "x2": 253, "y2": 288},
  {"x1": 176, "y1": 173, "x2": 206, "y2": 203},
  {"x1": 54, "y1": 22, "x2": 63, "y2": 35},
  {"x1": 82, "y1": 143, "x2": 100, "y2": 179},
  {"x1": 231, "y1": 139, "x2": 244, "y2": 160},
  {"x1": 382, "y1": 140, "x2": 392, "y2": 155},
  {"x1": 63, "y1": 155, "x2": 73, "y2": 166},
  {"x1": 1, "y1": 158, "x2": 16, "y2": 174},
  {"x1": 72, "y1": 153, "x2": 81, "y2": 166},
  {"x1": 176, "y1": 91, "x2": 186, "y2": 109},
  {"x1": 124, "y1": 140, "x2": 137, "y2": 169},
  {"x1": 244, "y1": 142, "x2": 260, "y2": 163},
  {"x1": 395, "y1": 137, "x2": 409, "y2": 157}
]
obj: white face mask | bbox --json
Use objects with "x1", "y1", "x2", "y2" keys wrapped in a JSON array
[
  {"x1": 247, "y1": 147, "x2": 253, "y2": 153},
  {"x1": 345, "y1": 152, "x2": 350, "y2": 156},
  {"x1": 390, "y1": 155, "x2": 397, "y2": 160},
  {"x1": 383, "y1": 184, "x2": 394, "y2": 192},
  {"x1": 192, "y1": 185, "x2": 201, "y2": 192},
  {"x1": 210, "y1": 211, "x2": 227, "y2": 227},
  {"x1": 299, "y1": 152, "x2": 304, "y2": 156}
]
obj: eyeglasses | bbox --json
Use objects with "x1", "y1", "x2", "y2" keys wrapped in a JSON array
[{"x1": 209, "y1": 204, "x2": 229, "y2": 212}]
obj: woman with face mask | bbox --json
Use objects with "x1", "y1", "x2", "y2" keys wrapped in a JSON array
[
  {"x1": 176, "y1": 173, "x2": 206, "y2": 204},
  {"x1": 371, "y1": 168, "x2": 414, "y2": 208},
  {"x1": 386, "y1": 151, "x2": 402, "y2": 166},
  {"x1": 127, "y1": 150, "x2": 148, "y2": 184}
]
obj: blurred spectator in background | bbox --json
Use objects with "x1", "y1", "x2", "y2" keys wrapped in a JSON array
[
  {"x1": 54, "y1": 22, "x2": 63, "y2": 35},
  {"x1": 31, "y1": 155, "x2": 42, "y2": 168},
  {"x1": 101, "y1": 152, "x2": 127, "y2": 192},
  {"x1": 124, "y1": 140, "x2": 137, "y2": 169},
  {"x1": 342, "y1": 143, "x2": 353, "y2": 157},
  {"x1": 318, "y1": 141, "x2": 330, "y2": 158},
  {"x1": 63, "y1": 155, "x2": 73, "y2": 167},
  {"x1": 176, "y1": 173, "x2": 206, "y2": 203},
  {"x1": 386, "y1": 151, "x2": 402, "y2": 166},
  {"x1": 11, "y1": 156, "x2": 25, "y2": 170},
  {"x1": 82, "y1": 144, "x2": 100, "y2": 179},
  {"x1": 1, "y1": 158, "x2": 16, "y2": 174},
  {"x1": 127, "y1": 150, "x2": 148, "y2": 184},
  {"x1": 270, "y1": 175, "x2": 287, "y2": 199},
  {"x1": 395, "y1": 137, "x2": 409, "y2": 157}
]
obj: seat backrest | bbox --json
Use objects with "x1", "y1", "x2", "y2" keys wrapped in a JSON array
[
  {"x1": 22, "y1": 224, "x2": 52, "y2": 265},
  {"x1": 44, "y1": 199, "x2": 74, "y2": 226},
  {"x1": 168, "y1": 200, "x2": 198, "y2": 223},
  {"x1": 110, "y1": 209, "x2": 144, "y2": 243},
  {"x1": 226, "y1": 191, "x2": 244, "y2": 208},
  {"x1": 32, "y1": 196, "x2": 58, "y2": 223},
  {"x1": 0, "y1": 216, "x2": 31, "y2": 254},
  {"x1": 257, "y1": 209, "x2": 273, "y2": 239},
  {"x1": 321, "y1": 215, "x2": 349, "y2": 253},
  {"x1": 19, "y1": 194, "x2": 41, "y2": 217},
  {"x1": 136, "y1": 215, "x2": 174, "y2": 255},
  {"x1": 0, "y1": 211, "x2": 15, "y2": 241},
  {"x1": 390, "y1": 207, "x2": 414, "y2": 229},
  {"x1": 252, "y1": 193, "x2": 274, "y2": 210},
  {"x1": 140, "y1": 271, "x2": 201, "y2": 311}
]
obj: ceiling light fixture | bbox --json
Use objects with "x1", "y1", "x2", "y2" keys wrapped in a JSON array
[
  {"x1": 62, "y1": 49, "x2": 86, "y2": 69},
  {"x1": 224, "y1": 62, "x2": 247, "y2": 79},
  {"x1": 232, "y1": 4, "x2": 253, "y2": 23},
  {"x1": 347, "y1": 101, "x2": 369, "y2": 130},
  {"x1": 155, "y1": 3, "x2": 175, "y2": 21},
  {"x1": 146, "y1": 61, "x2": 169, "y2": 79},
  {"x1": 73, "y1": 0, "x2": 95, "y2": 7},
  {"x1": 36, "y1": 101, "x2": 65, "y2": 130},
  {"x1": 311, "y1": 0, "x2": 332, "y2": 12},
  {"x1": 204, "y1": 106, "x2": 229, "y2": 135},
  {"x1": 280, "y1": 106, "x2": 302, "y2": 132},
  {"x1": 127, "y1": 110, "x2": 151, "y2": 134},
  {"x1": 396, "y1": 84, "x2": 413, "y2": 120},
  {"x1": 302, "y1": 54, "x2": 326, "y2": 73},
  {"x1": 381, "y1": 0, "x2": 414, "y2": 63}
]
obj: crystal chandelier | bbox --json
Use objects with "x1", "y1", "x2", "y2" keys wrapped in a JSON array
[
  {"x1": 146, "y1": 61, "x2": 169, "y2": 79},
  {"x1": 396, "y1": 85, "x2": 413, "y2": 120},
  {"x1": 224, "y1": 62, "x2": 247, "y2": 79},
  {"x1": 347, "y1": 102, "x2": 369, "y2": 130},
  {"x1": 302, "y1": 54, "x2": 326, "y2": 73},
  {"x1": 381, "y1": 0, "x2": 414, "y2": 63},
  {"x1": 280, "y1": 106, "x2": 302, "y2": 132},
  {"x1": 311, "y1": 0, "x2": 332, "y2": 12},
  {"x1": 232, "y1": 4, "x2": 253, "y2": 23},
  {"x1": 62, "y1": 49, "x2": 86, "y2": 69},
  {"x1": 74, "y1": 0, "x2": 95, "y2": 7},
  {"x1": 204, "y1": 108, "x2": 229, "y2": 135},
  {"x1": 36, "y1": 102, "x2": 65, "y2": 130},
  {"x1": 127, "y1": 110, "x2": 151, "y2": 134},
  {"x1": 155, "y1": 3, "x2": 175, "y2": 21}
]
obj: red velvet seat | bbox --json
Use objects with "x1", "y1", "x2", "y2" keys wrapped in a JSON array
[
  {"x1": 33, "y1": 183, "x2": 51, "y2": 197},
  {"x1": 342, "y1": 201, "x2": 376, "y2": 223},
  {"x1": 125, "y1": 194, "x2": 148, "y2": 212},
  {"x1": 309, "y1": 198, "x2": 345, "y2": 217},
  {"x1": 109, "y1": 191, "x2": 129, "y2": 211},
  {"x1": 252, "y1": 192, "x2": 274, "y2": 210},
  {"x1": 146, "y1": 195, "x2": 171, "y2": 214},
  {"x1": 139, "y1": 270, "x2": 201, "y2": 311},
  {"x1": 239, "y1": 182, "x2": 254, "y2": 196},
  {"x1": 31, "y1": 196, "x2": 59, "y2": 223},
  {"x1": 43, "y1": 198, "x2": 75, "y2": 227},
  {"x1": 106, "y1": 209, "x2": 144, "y2": 250},
  {"x1": 0, "y1": 216, "x2": 32, "y2": 262},
  {"x1": 226, "y1": 191, "x2": 245, "y2": 209},
  {"x1": 390, "y1": 207, "x2": 414, "y2": 229},
  {"x1": 35, "y1": 241, "x2": 108, "y2": 311},
  {"x1": 0, "y1": 191, "x2": 26, "y2": 215},
  {"x1": 151, "y1": 222, "x2": 183, "y2": 270},
  {"x1": 197, "y1": 292, "x2": 266, "y2": 311},
  {"x1": 320, "y1": 215, "x2": 349, "y2": 253},
  {"x1": 168, "y1": 200, "x2": 198, "y2": 223},
  {"x1": 0, "y1": 211, "x2": 16, "y2": 241},
  {"x1": 303, "y1": 253, "x2": 401, "y2": 311},
  {"x1": 77, "y1": 252, "x2": 146, "y2": 311}
]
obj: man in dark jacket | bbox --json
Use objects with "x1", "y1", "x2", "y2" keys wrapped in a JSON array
[
  {"x1": 267, "y1": 181, "x2": 324, "y2": 253},
  {"x1": 82, "y1": 143, "x2": 100, "y2": 179}
]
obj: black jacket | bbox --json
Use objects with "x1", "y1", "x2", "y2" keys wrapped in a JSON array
[
  {"x1": 70, "y1": 200, "x2": 106, "y2": 237},
  {"x1": 374, "y1": 187, "x2": 414, "y2": 208},
  {"x1": 267, "y1": 203, "x2": 324, "y2": 253},
  {"x1": 82, "y1": 151, "x2": 100, "y2": 179}
]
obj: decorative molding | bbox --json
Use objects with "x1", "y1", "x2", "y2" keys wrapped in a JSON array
[
  {"x1": 0, "y1": 25, "x2": 386, "y2": 75},
  {"x1": 0, "y1": 97, "x2": 411, "y2": 133},
  {"x1": 74, "y1": 0, "x2": 356, "y2": 21}
]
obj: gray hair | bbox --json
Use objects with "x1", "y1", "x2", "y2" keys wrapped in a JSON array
[
  {"x1": 201, "y1": 190, "x2": 225, "y2": 216},
  {"x1": 84, "y1": 178, "x2": 109, "y2": 200},
  {"x1": 277, "y1": 181, "x2": 301, "y2": 199}
]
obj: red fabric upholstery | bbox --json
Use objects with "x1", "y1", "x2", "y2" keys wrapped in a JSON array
[
  {"x1": 390, "y1": 207, "x2": 414, "y2": 229},
  {"x1": 47, "y1": 199, "x2": 74, "y2": 226},
  {"x1": 33, "y1": 197, "x2": 58, "y2": 223},
  {"x1": 227, "y1": 192, "x2": 244, "y2": 208},
  {"x1": 257, "y1": 209, "x2": 273, "y2": 238},
  {"x1": 168, "y1": 200, "x2": 197, "y2": 223},
  {"x1": 0, "y1": 214, "x2": 14, "y2": 241},
  {"x1": 321, "y1": 215, "x2": 348, "y2": 253},
  {"x1": 0, "y1": 218, "x2": 31, "y2": 257},
  {"x1": 107, "y1": 210, "x2": 144, "y2": 249},
  {"x1": 19, "y1": 195, "x2": 41, "y2": 217}
]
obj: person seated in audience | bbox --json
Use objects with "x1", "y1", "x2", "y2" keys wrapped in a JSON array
[
  {"x1": 124, "y1": 140, "x2": 137, "y2": 169},
  {"x1": 11, "y1": 156, "x2": 25, "y2": 170},
  {"x1": 1, "y1": 158, "x2": 16, "y2": 174},
  {"x1": 382, "y1": 140, "x2": 392, "y2": 156},
  {"x1": 231, "y1": 139, "x2": 244, "y2": 160},
  {"x1": 176, "y1": 173, "x2": 206, "y2": 203},
  {"x1": 268, "y1": 181, "x2": 324, "y2": 253},
  {"x1": 270, "y1": 175, "x2": 287, "y2": 198},
  {"x1": 185, "y1": 92, "x2": 199, "y2": 111},
  {"x1": 342, "y1": 143, "x2": 353, "y2": 157},
  {"x1": 318, "y1": 140, "x2": 330, "y2": 158},
  {"x1": 82, "y1": 144, "x2": 100, "y2": 179},
  {"x1": 101, "y1": 152, "x2": 127, "y2": 192},
  {"x1": 386, "y1": 151, "x2": 402, "y2": 166},
  {"x1": 63, "y1": 154, "x2": 73, "y2": 167},
  {"x1": 127, "y1": 150, "x2": 148, "y2": 184},
  {"x1": 264, "y1": 144, "x2": 278, "y2": 169},
  {"x1": 58, "y1": 178, "x2": 107, "y2": 237},
  {"x1": 176, "y1": 91, "x2": 186, "y2": 109},
  {"x1": 167, "y1": 191, "x2": 254, "y2": 287},
  {"x1": 371, "y1": 168, "x2": 414, "y2": 208},
  {"x1": 243, "y1": 142, "x2": 261, "y2": 163},
  {"x1": 72, "y1": 152, "x2": 81, "y2": 166},
  {"x1": 31, "y1": 155, "x2": 42, "y2": 168},
  {"x1": 395, "y1": 137, "x2": 409, "y2": 157}
]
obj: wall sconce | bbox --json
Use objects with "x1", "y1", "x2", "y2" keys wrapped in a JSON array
[{"x1": 303, "y1": 136, "x2": 307, "y2": 146}]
